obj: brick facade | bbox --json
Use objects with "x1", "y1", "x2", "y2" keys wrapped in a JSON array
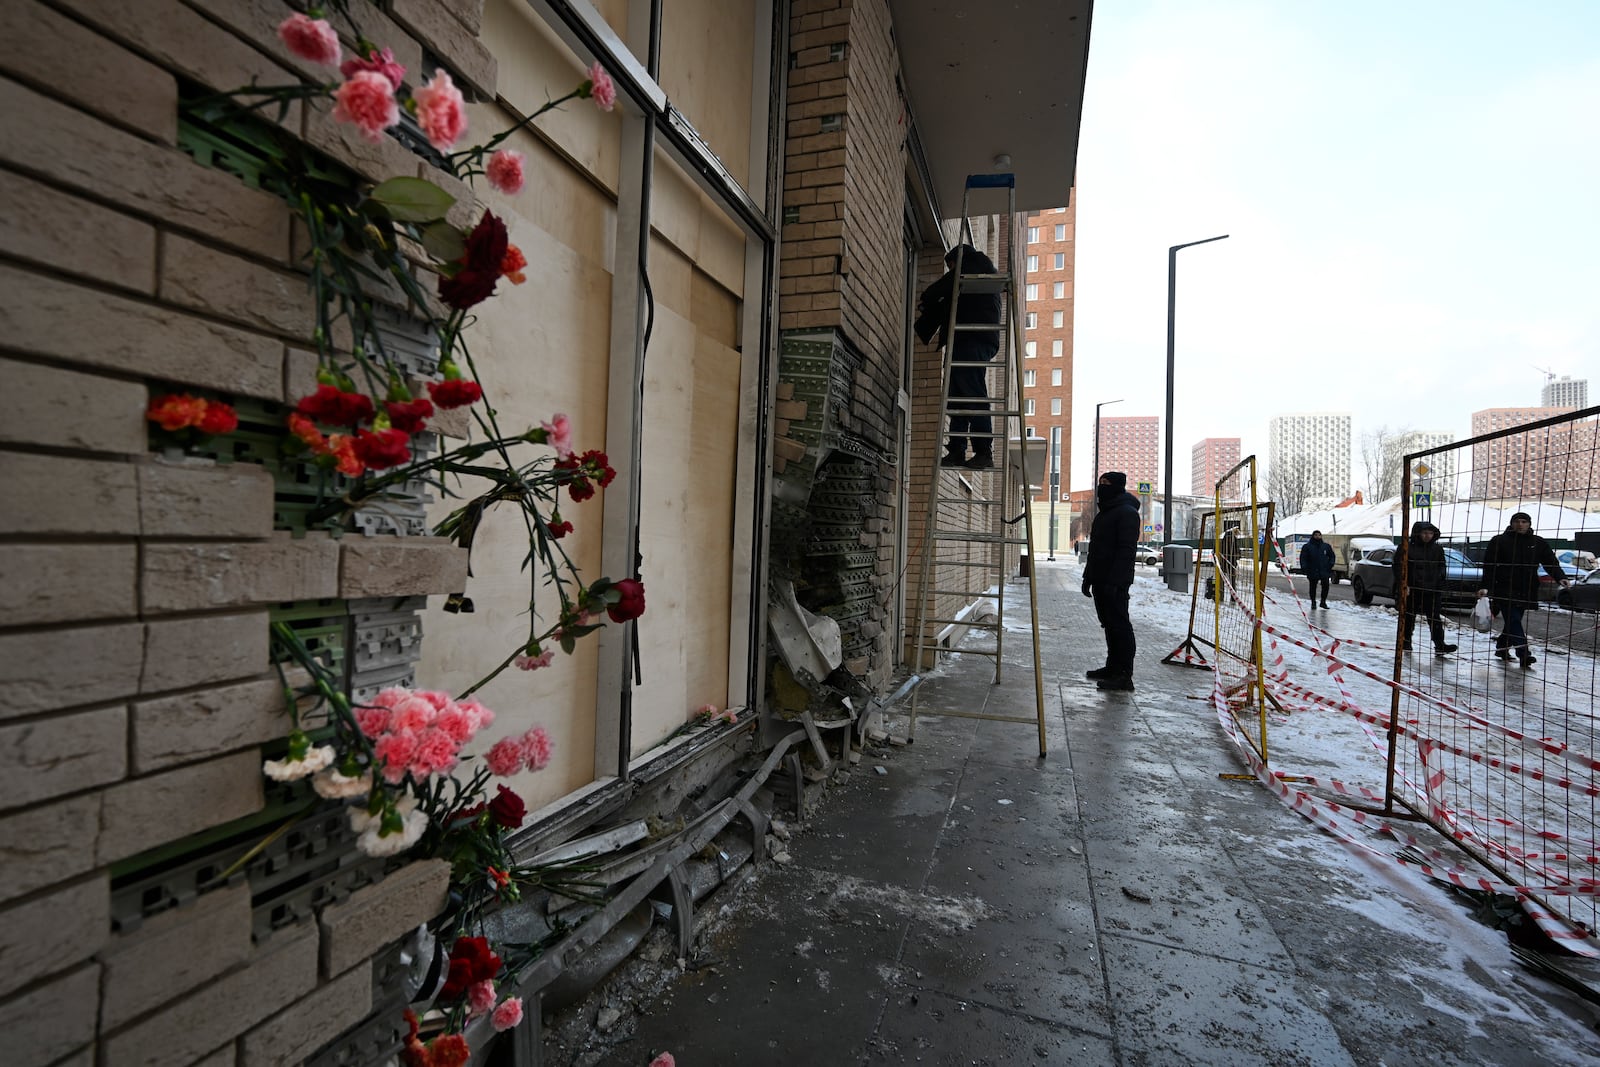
[{"x1": 0, "y1": 3, "x2": 479, "y2": 1064}]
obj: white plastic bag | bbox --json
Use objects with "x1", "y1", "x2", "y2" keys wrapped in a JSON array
[{"x1": 1470, "y1": 595, "x2": 1494, "y2": 634}]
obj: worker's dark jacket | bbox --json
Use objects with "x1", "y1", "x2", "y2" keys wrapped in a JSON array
[
  {"x1": 1300, "y1": 539, "x2": 1335, "y2": 580},
  {"x1": 1406, "y1": 522, "x2": 1445, "y2": 591},
  {"x1": 914, "y1": 246, "x2": 1001, "y2": 362}
]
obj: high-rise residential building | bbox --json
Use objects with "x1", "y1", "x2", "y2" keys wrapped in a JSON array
[
  {"x1": 1394, "y1": 430, "x2": 1457, "y2": 503},
  {"x1": 1469, "y1": 406, "x2": 1592, "y2": 498},
  {"x1": 1020, "y1": 199, "x2": 1076, "y2": 503},
  {"x1": 1191, "y1": 437, "x2": 1241, "y2": 499},
  {"x1": 1097, "y1": 415, "x2": 1160, "y2": 490},
  {"x1": 1541, "y1": 375, "x2": 1587, "y2": 409},
  {"x1": 1267, "y1": 413, "x2": 1352, "y2": 504}
]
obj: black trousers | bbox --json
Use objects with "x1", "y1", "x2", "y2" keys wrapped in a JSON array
[
  {"x1": 1093, "y1": 584, "x2": 1135, "y2": 675},
  {"x1": 1307, "y1": 576, "x2": 1330, "y2": 604},
  {"x1": 946, "y1": 365, "x2": 992, "y2": 457},
  {"x1": 1404, "y1": 588, "x2": 1446, "y2": 648}
]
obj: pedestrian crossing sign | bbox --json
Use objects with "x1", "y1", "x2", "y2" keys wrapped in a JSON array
[
  {"x1": 1137, "y1": 481, "x2": 1152, "y2": 495},
  {"x1": 1412, "y1": 491, "x2": 1432, "y2": 508}
]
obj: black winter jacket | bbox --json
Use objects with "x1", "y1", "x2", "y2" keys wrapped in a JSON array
[
  {"x1": 1300, "y1": 539, "x2": 1335, "y2": 580},
  {"x1": 1085, "y1": 491, "x2": 1141, "y2": 589},
  {"x1": 1481, "y1": 526, "x2": 1563, "y2": 608},
  {"x1": 1406, "y1": 521, "x2": 1445, "y2": 592},
  {"x1": 914, "y1": 246, "x2": 1002, "y2": 362}
]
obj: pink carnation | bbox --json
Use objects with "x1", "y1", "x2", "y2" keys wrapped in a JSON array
[
  {"x1": 410, "y1": 727, "x2": 460, "y2": 778},
  {"x1": 372, "y1": 730, "x2": 419, "y2": 784},
  {"x1": 466, "y1": 978, "x2": 497, "y2": 1017},
  {"x1": 486, "y1": 736, "x2": 526, "y2": 777},
  {"x1": 434, "y1": 707, "x2": 475, "y2": 743},
  {"x1": 514, "y1": 649, "x2": 555, "y2": 671},
  {"x1": 521, "y1": 726, "x2": 553, "y2": 772},
  {"x1": 486, "y1": 149, "x2": 526, "y2": 195},
  {"x1": 415, "y1": 69, "x2": 467, "y2": 151},
  {"x1": 392, "y1": 695, "x2": 437, "y2": 733},
  {"x1": 371, "y1": 688, "x2": 410, "y2": 709},
  {"x1": 354, "y1": 706, "x2": 392, "y2": 739},
  {"x1": 650, "y1": 1055, "x2": 675, "y2": 1067},
  {"x1": 340, "y1": 46, "x2": 406, "y2": 90},
  {"x1": 585, "y1": 62, "x2": 616, "y2": 112},
  {"x1": 333, "y1": 70, "x2": 400, "y2": 143},
  {"x1": 419, "y1": 690, "x2": 454, "y2": 711},
  {"x1": 458, "y1": 699, "x2": 495, "y2": 731},
  {"x1": 491, "y1": 995, "x2": 524, "y2": 1032},
  {"x1": 541, "y1": 413, "x2": 574, "y2": 459},
  {"x1": 277, "y1": 13, "x2": 341, "y2": 67}
]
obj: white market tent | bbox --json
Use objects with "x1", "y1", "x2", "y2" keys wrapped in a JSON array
[{"x1": 1276, "y1": 497, "x2": 1599, "y2": 541}]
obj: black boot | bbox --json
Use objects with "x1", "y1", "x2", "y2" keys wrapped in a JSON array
[
  {"x1": 1435, "y1": 643, "x2": 1457, "y2": 655},
  {"x1": 1097, "y1": 675, "x2": 1135, "y2": 692},
  {"x1": 940, "y1": 447, "x2": 965, "y2": 468},
  {"x1": 962, "y1": 451, "x2": 993, "y2": 469},
  {"x1": 1085, "y1": 666, "x2": 1115, "y2": 680},
  {"x1": 1519, "y1": 651, "x2": 1536, "y2": 668}
]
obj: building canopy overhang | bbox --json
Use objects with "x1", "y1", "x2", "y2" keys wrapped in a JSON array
[{"x1": 891, "y1": 0, "x2": 1094, "y2": 216}]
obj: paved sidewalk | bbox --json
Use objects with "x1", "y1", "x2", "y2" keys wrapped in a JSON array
[{"x1": 577, "y1": 559, "x2": 1600, "y2": 1066}]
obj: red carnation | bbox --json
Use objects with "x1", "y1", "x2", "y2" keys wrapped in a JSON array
[
  {"x1": 440, "y1": 936, "x2": 502, "y2": 1000},
  {"x1": 549, "y1": 517, "x2": 574, "y2": 539},
  {"x1": 438, "y1": 211, "x2": 509, "y2": 311},
  {"x1": 607, "y1": 578, "x2": 646, "y2": 623},
  {"x1": 423, "y1": 1034, "x2": 470, "y2": 1067},
  {"x1": 296, "y1": 384, "x2": 375, "y2": 427},
  {"x1": 196, "y1": 401, "x2": 239, "y2": 435},
  {"x1": 501, "y1": 243, "x2": 527, "y2": 285},
  {"x1": 580, "y1": 449, "x2": 617, "y2": 488},
  {"x1": 488, "y1": 784, "x2": 526, "y2": 829},
  {"x1": 384, "y1": 397, "x2": 434, "y2": 433},
  {"x1": 427, "y1": 378, "x2": 484, "y2": 409},
  {"x1": 352, "y1": 427, "x2": 412, "y2": 469}
]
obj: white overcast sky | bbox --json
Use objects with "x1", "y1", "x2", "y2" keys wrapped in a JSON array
[{"x1": 1069, "y1": 0, "x2": 1600, "y2": 494}]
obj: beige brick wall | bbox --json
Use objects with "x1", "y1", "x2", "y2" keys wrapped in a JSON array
[{"x1": 0, "y1": 3, "x2": 478, "y2": 1064}]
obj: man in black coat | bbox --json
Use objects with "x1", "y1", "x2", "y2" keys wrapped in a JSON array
[
  {"x1": 1301, "y1": 530, "x2": 1335, "y2": 608},
  {"x1": 914, "y1": 244, "x2": 1002, "y2": 469},
  {"x1": 1401, "y1": 520, "x2": 1456, "y2": 655},
  {"x1": 1083, "y1": 471, "x2": 1141, "y2": 691},
  {"x1": 1478, "y1": 512, "x2": 1568, "y2": 667}
]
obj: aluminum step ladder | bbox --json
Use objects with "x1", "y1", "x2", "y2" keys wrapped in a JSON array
[{"x1": 906, "y1": 173, "x2": 1048, "y2": 757}]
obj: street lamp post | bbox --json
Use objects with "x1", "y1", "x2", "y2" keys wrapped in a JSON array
[
  {"x1": 1093, "y1": 398, "x2": 1124, "y2": 540},
  {"x1": 1164, "y1": 234, "x2": 1229, "y2": 546},
  {"x1": 1047, "y1": 427, "x2": 1059, "y2": 560}
]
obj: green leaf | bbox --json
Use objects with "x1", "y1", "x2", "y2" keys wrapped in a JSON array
[
  {"x1": 422, "y1": 221, "x2": 468, "y2": 263},
  {"x1": 367, "y1": 176, "x2": 456, "y2": 222}
]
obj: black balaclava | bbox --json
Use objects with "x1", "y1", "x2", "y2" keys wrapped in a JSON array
[{"x1": 1097, "y1": 471, "x2": 1127, "y2": 505}]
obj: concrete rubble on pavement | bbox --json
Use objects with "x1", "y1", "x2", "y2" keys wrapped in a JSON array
[{"x1": 545, "y1": 559, "x2": 1600, "y2": 1066}]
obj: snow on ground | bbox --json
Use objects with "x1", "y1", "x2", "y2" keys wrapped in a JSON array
[{"x1": 1079, "y1": 556, "x2": 1600, "y2": 946}]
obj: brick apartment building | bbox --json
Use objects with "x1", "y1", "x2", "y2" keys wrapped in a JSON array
[
  {"x1": 1470, "y1": 406, "x2": 1596, "y2": 498},
  {"x1": 1192, "y1": 436, "x2": 1242, "y2": 499},
  {"x1": 1020, "y1": 200, "x2": 1076, "y2": 505},
  {"x1": 1098, "y1": 414, "x2": 1161, "y2": 490}
]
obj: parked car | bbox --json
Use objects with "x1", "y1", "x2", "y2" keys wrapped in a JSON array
[
  {"x1": 1555, "y1": 549, "x2": 1598, "y2": 573},
  {"x1": 1557, "y1": 569, "x2": 1600, "y2": 612},
  {"x1": 1351, "y1": 545, "x2": 1483, "y2": 609},
  {"x1": 1540, "y1": 559, "x2": 1590, "y2": 602},
  {"x1": 1135, "y1": 543, "x2": 1162, "y2": 566}
]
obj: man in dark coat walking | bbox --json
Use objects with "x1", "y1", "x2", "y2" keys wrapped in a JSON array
[
  {"x1": 1478, "y1": 512, "x2": 1568, "y2": 667},
  {"x1": 1083, "y1": 472, "x2": 1141, "y2": 691},
  {"x1": 1401, "y1": 520, "x2": 1456, "y2": 655},
  {"x1": 1301, "y1": 530, "x2": 1335, "y2": 608},
  {"x1": 914, "y1": 244, "x2": 1002, "y2": 469}
]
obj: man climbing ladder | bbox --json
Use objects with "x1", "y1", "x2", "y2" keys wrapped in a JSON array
[{"x1": 915, "y1": 243, "x2": 1004, "y2": 469}]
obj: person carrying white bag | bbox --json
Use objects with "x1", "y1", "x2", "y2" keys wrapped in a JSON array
[{"x1": 1476, "y1": 512, "x2": 1568, "y2": 668}]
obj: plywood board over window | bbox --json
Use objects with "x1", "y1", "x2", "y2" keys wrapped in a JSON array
[{"x1": 417, "y1": 0, "x2": 769, "y2": 807}]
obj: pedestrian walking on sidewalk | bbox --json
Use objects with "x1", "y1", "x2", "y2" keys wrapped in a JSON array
[
  {"x1": 1302, "y1": 530, "x2": 1334, "y2": 607},
  {"x1": 914, "y1": 244, "x2": 1002, "y2": 470},
  {"x1": 1478, "y1": 511, "x2": 1568, "y2": 668},
  {"x1": 1083, "y1": 471, "x2": 1140, "y2": 691},
  {"x1": 1401, "y1": 520, "x2": 1456, "y2": 656}
]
